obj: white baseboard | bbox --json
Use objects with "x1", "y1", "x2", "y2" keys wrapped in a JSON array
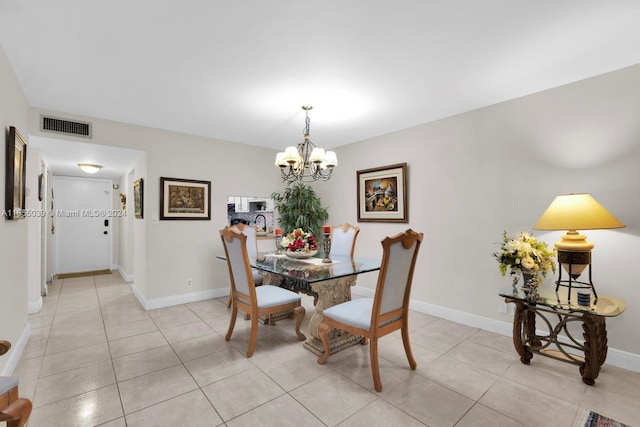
[
  {"x1": 116, "y1": 265, "x2": 134, "y2": 283},
  {"x1": 352, "y1": 285, "x2": 640, "y2": 373},
  {"x1": 131, "y1": 283, "x2": 228, "y2": 311},
  {"x1": 27, "y1": 296, "x2": 43, "y2": 314},
  {"x1": 1, "y1": 323, "x2": 31, "y2": 376}
]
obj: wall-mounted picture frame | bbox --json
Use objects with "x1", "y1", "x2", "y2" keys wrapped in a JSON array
[
  {"x1": 160, "y1": 177, "x2": 211, "y2": 220},
  {"x1": 357, "y1": 162, "x2": 408, "y2": 223},
  {"x1": 133, "y1": 178, "x2": 143, "y2": 219},
  {"x1": 38, "y1": 173, "x2": 44, "y2": 201},
  {"x1": 5, "y1": 126, "x2": 27, "y2": 220}
]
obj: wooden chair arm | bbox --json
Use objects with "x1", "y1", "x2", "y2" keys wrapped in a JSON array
[{"x1": 0, "y1": 341, "x2": 11, "y2": 356}]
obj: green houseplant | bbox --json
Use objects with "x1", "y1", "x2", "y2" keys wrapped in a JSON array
[{"x1": 271, "y1": 181, "x2": 329, "y2": 238}]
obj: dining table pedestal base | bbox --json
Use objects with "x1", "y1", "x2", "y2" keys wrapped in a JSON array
[{"x1": 262, "y1": 271, "x2": 362, "y2": 356}]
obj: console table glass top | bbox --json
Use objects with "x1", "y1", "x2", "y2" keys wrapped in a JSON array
[{"x1": 498, "y1": 285, "x2": 626, "y2": 317}]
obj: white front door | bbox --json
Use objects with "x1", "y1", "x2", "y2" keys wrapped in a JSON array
[{"x1": 53, "y1": 176, "x2": 112, "y2": 274}]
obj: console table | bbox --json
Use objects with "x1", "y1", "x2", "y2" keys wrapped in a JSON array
[{"x1": 499, "y1": 286, "x2": 626, "y2": 385}]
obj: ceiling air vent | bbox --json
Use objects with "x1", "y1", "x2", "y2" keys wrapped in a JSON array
[{"x1": 41, "y1": 115, "x2": 92, "y2": 138}]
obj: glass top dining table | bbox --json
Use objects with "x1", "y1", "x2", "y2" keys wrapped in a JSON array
[
  {"x1": 217, "y1": 251, "x2": 381, "y2": 356},
  {"x1": 253, "y1": 252, "x2": 381, "y2": 284}
]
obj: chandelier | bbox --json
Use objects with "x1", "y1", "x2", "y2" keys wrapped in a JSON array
[{"x1": 275, "y1": 106, "x2": 338, "y2": 182}]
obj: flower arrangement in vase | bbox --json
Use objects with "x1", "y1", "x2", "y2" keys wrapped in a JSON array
[
  {"x1": 281, "y1": 228, "x2": 319, "y2": 258},
  {"x1": 492, "y1": 231, "x2": 557, "y2": 289}
]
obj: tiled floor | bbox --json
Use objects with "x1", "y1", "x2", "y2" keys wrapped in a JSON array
[{"x1": 10, "y1": 273, "x2": 640, "y2": 426}]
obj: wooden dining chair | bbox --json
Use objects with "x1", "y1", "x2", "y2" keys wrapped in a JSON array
[
  {"x1": 329, "y1": 223, "x2": 360, "y2": 258},
  {"x1": 220, "y1": 226, "x2": 306, "y2": 357},
  {"x1": 1, "y1": 340, "x2": 32, "y2": 427},
  {"x1": 317, "y1": 229, "x2": 423, "y2": 391},
  {"x1": 226, "y1": 223, "x2": 263, "y2": 308}
]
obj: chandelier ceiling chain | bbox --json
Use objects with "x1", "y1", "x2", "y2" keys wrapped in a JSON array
[{"x1": 275, "y1": 106, "x2": 338, "y2": 182}]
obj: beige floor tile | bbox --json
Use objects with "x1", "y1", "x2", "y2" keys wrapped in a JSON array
[
  {"x1": 12, "y1": 356, "x2": 43, "y2": 382},
  {"x1": 479, "y1": 378, "x2": 578, "y2": 427},
  {"x1": 33, "y1": 360, "x2": 116, "y2": 407},
  {"x1": 290, "y1": 371, "x2": 377, "y2": 427},
  {"x1": 385, "y1": 374, "x2": 475, "y2": 427},
  {"x1": 40, "y1": 341, "x2": 111, "y2": 377},
  {"x1": 339, "y1": 399, "x2": 426, "y2": 427},
  {"x1": 455, "y1": 403, "x2": 527, "y2": 427},
  {"x1": 152, "y1": 310, "x2": 201, "y2": 330},
  {"x1": 580, "y1": 381, "x2": 640, "y2": 426},
  {"x1": 147, "y1": 303, "x2": 194, "y2": 318},
  {"x1": 445, "y1": 339, "x2": 515, "y2": 376},
  {"x1": 125, "y1": 389, "x2": 222, "y2": 426},
  {"x1": 108, "y1": 330, "x2": 168, "y2": 359},
  {"x1": 118, "y1": 364, "x2": 198, "y2": 414},
  {"x1": 421, "y1": 355, "x2": 499, "y2": 401},
  {"x1": 226, "y1": 394, "x2": 325, "y2": 427},
  {"x1": 336, "y1": 349, "x2": 416, "y2": 393},
  {"x1": 410, "y1": 318, "x2": 479, "y2": 354},
  {"x1": 105, "y1": 317, "x2": 158, "y2": 341},
  {"x1": 44, "y1": 327, "x2": 107, "y2": 355},
  {"x1": 201, "y1": 367, "x2": 285, "y2": 421},
  {"x1": 184, "y1": 347, "x2": 253, "y2": 387},
  {"x1": 112, "y1": 344, "x2": 181, "y2": 381},
  {"x1": 170, "y1": 332, "x2": 229, "y2": 362},
  {"x1": 27, "y1": 384, "x2": 123, "y2": 427},
  {"x1": 161, "y1": 320, "x2": 214, "y2": 344}
]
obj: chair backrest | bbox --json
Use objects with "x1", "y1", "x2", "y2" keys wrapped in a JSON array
[
  {"x1": 330, "y1": 223, "x2": 360, "y2": 258},
  {"x1": 229, "y1": 223, "x2": 259, "y2": 260},
  {"x1": 371, "y1": 229, "x2": 423, "y2": 329},
  {"x1": 220, "y1": 227, "x2": 257, "y2": 303}
]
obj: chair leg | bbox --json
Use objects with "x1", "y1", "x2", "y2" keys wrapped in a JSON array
[
  {"x1": 225, "y1": 306, "x2": 238, "y2": 341},
  {"x1": 246, "y1": 312, "x2": 259, "y2": 358},
  {"x1": 317, "y1": 322, "x2": 332, "y2": 364},
  {"x1": 1, "y1": 398, "x2": 32, "y2": 427},
  {"x1": 226, "y1": 292, "x2": 232, "y2": 308},
  {"x1": 401, "y1": 326, "x2": 417, "y2": 370},
  {"x1": 293, "y1": 306, "x2": 306, "y2": 341},
  {"x1": 370, "y1": 337, "x2": 383, "y2": 392}
]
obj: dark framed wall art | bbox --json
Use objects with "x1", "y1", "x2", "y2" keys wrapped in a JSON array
[
  {"x1": 133, "y1": 178, "x2": 143, "y2": 219},
  {"x1": 160, "y1": 177, "x2": 211, "y2": 220},
  {"x1": 5, "y1": 126, "x2": 27, "y2": 219},
  {"x1": 357, "y1": 162, "x2": 408, "y2": 223}
]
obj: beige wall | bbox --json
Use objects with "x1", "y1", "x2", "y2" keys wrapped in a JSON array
[
  {"x1": 321, "y1": 63, "x2": 640, "y2": 356},
  {"x1": 0, "y1": 44, "x2": 31, "y2": 374}
]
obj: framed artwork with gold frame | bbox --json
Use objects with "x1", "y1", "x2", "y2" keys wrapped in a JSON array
[
  {"x1": 5, "y1": 126, "x2": 27, "y2": 220},
  {"x1": 357, "y1": 162, "x2": 408, "y2": 223}
]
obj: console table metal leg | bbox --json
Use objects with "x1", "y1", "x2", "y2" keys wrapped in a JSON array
[
  {"x1": 509, "y1": 299, "x2": 533, "y2": 364},
  {"x1": 581, "y1": 314, "x2": 607, "y2": 385}
]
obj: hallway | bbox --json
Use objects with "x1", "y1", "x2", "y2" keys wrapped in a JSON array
[{"x1": 10, "y1": 273, "x2": 640, "y2": 426}]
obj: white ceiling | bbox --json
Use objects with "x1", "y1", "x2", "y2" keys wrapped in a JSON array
[{"x1": 2, "y1": 1, "x2": 640, "y2": 175}]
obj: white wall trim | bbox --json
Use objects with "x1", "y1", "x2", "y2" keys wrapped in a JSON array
[
  {"x1": 117, "y1": 265, "x2": 134, "y2": 283},
  {"x1": 1, "y1": 323, "x2": 31, "y2": 376},
  {"x1": 131, "y1": 283, "x2": 228, "y2": 311},
  {"x1": 352, "y1": 285, "x2": 640, "y2": 373},
  {"x1": 27, "y1": 296, "x2": 43, "y2": 314}
]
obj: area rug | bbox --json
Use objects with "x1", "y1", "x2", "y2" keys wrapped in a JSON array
[
  {"x1": 585, "y1": 411, "x2": 632, "y2": 427},
  {"x1": 55, "y1": 269, "x2": 112, "y2": 279}
]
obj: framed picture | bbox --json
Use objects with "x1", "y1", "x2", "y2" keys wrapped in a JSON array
[
  {"x1": 160, "y1": 177, "x2": 211, "y2": 220},
  {"x1": 5, "y1": 126, "x2": 27, "y2": 220},
  {"x1": 357, "y1": 162, "x2": 408, "y2": 222},
  {"x1": 133, "y1": 178, "x2": 143, "y2": 219},
  {"x1": 38, "y1": 173, "x2": 44, "y2": 201}
]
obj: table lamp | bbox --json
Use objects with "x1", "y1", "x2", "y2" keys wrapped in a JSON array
[{"x1": 533, "y1": 193, "x2": 624, "y2": 300}]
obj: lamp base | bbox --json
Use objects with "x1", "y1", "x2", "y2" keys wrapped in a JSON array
[{"x1": 555, "y1": 249, "x2": 597, "y2": 301}]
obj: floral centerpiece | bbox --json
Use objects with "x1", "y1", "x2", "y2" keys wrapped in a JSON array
[
  {"x1": 492, "y1": 231, "x2": 557, "y2": 285},
  {"x1": 281, "y1": 228, "x2": 318, "y2": 256}
]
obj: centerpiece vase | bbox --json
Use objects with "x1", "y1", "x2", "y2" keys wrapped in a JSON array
[{"x1": 520, "y1": 269, "x2": 539, "y2": 300}]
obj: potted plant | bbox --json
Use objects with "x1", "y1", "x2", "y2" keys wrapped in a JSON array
[{"x1": 271, "y1": 181, "x2": 329, "y2": 237}]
